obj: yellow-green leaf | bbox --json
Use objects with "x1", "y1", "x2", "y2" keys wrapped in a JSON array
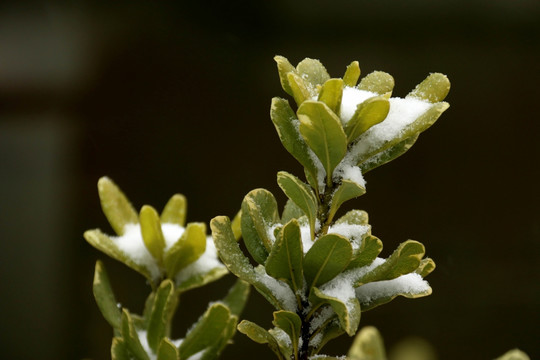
[
  {"x1": 98, "y1": 177, "x2": 138, "y2": 235},
  {"x1": 238, "y1": 320, "x2": 285, "y2": 360},
  {"x1": 140, "y1": 205, "x2": 166, "y2": 264},
  {"x1": 328, "y1": 180, "x2": 366, "y2": 224},
  {"x1": 274, "y1": 55, "x2": 295, "y2": 96},
  {"x1": 281, "y1": 199, "x2": 305, "y2": 224},
  {"x1": 336, "y1": 209, "x2": 369, "y2": 225},
  {"x1": 358, "y1": 71, "x2": 395, "y2": 95},
  {"x1": 495, "y1": 349, "x2": 530, "y2": 360},
  {"x1": 296, "y1": 58, "x2": 330, "y2": 88},
  {"x1": 84, "y1": 229, "x2": 153, "y2": 280},
  {"x1": 318, "y1": 78, "x2": 343, "y2": 115},
  {"x1": 121, "y1": 309, "x2": 149, "y2": 360},
  {"x1": 277, "y1": 171, "x2": 317, "y2": 240},
  {"x1": 175, "y1": 266, "x2": 229, "y2": 293},
  {"x1": 179, "y1": 303, "x2": 230, "y2": 360},
  {"x1": 164, "y1": 222, "x2": 206, "y2": 279},
  {"x1": 348, "y1": 326, "x2": 387, "y2": 360},
  {"x1": 297, "y1": 101, "x2": 347, "y2": 184},
  {"x1": 222, "y1": 279, "x2": 251, "y2": 317},
  {"x1": 241, "y1": 189, "x2": 280, "y2": 264},
  {"x1": 347, "y1": 235, "x2": 383, "y2": 270},
  {"x1": 273, "y1": 311, "x2": 302, "y2": 356},
  {"x1": 231, "y1": 210, "x2": 242, "y2": 241},
  {"x1": 93, "y1": 260, "x2": 122, "y2": 330},
  {"x1": 359, "y1": 135, "x2": 418, "y2": 174},
  {"x1": 345, "y1": 96, "x2": 390, "y2": 143},
  {"x1": 311, "y1": 287, "x2": 361, "y2": 336},
  {"x1": 157, "y1": 338, "x2": 179, "y2": 360},
  {"x1": 111, "y1": 337, "x2": 129, "y2": 360},
  {"x1": 146, "y1": 280, "x2": 177, "y2": 352},
  {"x1": 356, "y1": 240, "x2": 425, "y2": 286},
  {"x1": 304, "y1": 234, "x2": 352, "y2": 288},
  {"x1": 407, "y1": 73, "x2": 450, "y2": 103},
  {"x1": 265, "y1": 219, "x2": 304, "y2": 293},
  {"x1": 160, "y1": 194, "x2": 187, "y2": 226},
  {"x1": 415, "y1": 258, "x2": 436, "y2": 278},
  {"x1": 288, "y1": 72, "x2": 312, "y2": 106},
  {"x1": 343, "y1": 61, "x2": 361, "y2": 87},
  {"x1": 270, "y1": 97, "x2": 320, "y2": 185}
]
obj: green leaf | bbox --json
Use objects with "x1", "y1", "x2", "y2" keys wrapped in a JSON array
[
  {"x1": 241, "y1": 189, "x2": 280, "y2": 264},
  {"x1": 265, "y1": 219, "x2": 304, "y2": 293},
  {"x1": 348, "y1": 326, "x2": 387, "y2": 360},
  {"x1": 359, "y1": 135, "x2": 418, "y2": 174},
  {"x1": 407, "y1": 73, "x2": 450, "y2": 103},
  {"x1": 288, "y1": 72, "x2": 312, "y2": 106},
  {"x1": 345, "y1": 96, "x2": 390, "y2": 143},
  {"x1": 296, "y1": 58, "x2": 330, "y2": 88},
  {"x1": 310, "y1": 287, "x2": 361, "y2": 336},
  {"x1": 358, "y1": 71, "x2": 395, "y2": 95},
  {"x1": 343, "y1": 61, "x2": 361, "y2": 87},
  {"x1": 164, "y1": 222, "x2": 206, "y2": 279},
  {"x1": 347, "y1": 235, "x2": 383, "y2": 270},
  {"x1": 200, "y1": 315, "x2": 238, "y2": 360},
  {"x1": 176, "y1": 266, "x2": 229, "y2": 293},
  {"x1": 84, "y1": 229, "x2": 153, "y2": 280},
  {"x1": 273, "y1": 311, "x2": 302, "y2": 356},
  {"x1": 211, "y1": 216, "x2": 257, "y2": 283},
  {"x1": 179, "y1": 303, "x2": 230, "y2": 359},
  {"x1": 222, "y1": 279, "x2": 251, "y2": 317},
  {"x1": 328, "y1": 180, "x2": 366, "y2": 223},
  {"x1": 160, "y1": 194, "x2": 187, "y2": 226},
  {"x1": 297, "y1": 101, "x2": 348, "y2": 184},
  {"x1": 121, "y1": 309, "x2": 150, "y2": 360},
  {"x1": 335, "y1": 210, "x2": 369, "y2": 225},
  {"x1": 111, "y1": 337, "x2": 129, "y2": 360},
  {"x1": 238, "y1": 320, "x2": 285, "y2": 360},
  {"x1": 270, "y1": 97, "x2": 320, "y2": 184},
  {"x1": 268, "y1": 328, "x2": 293, "y2": 360},
  {"x1": 304, "y1": 234, "x2": 352, "y2": 288},
  {"x1": 274, "y1": 55, "x2": 295, "y2": 96},
  {"x1": 314, "y1": 320, "x2": 345, "y2": 355},
  {"x1": 142, "y1": 292, "x2": 156, "y2": 328},
  {"x1": 231, "y1": 210, "x2": 242, "y2": 241},
  {"x1": 277, "y1": 171, "x2": 317, "y2": 240},
  {"x1": 98, "y1": 177, "x2": 138, "y2": 236},
  {"x1": 93, "y1": 260, "x2": 122, "y2": 330},
  {"x1": 356, "y1": 240, "x2": 425, "y2": 286},
  {"x1": 281, "y1": 199, "x2": 306, "y2": 224},
  {"x1": 140, "y1": 205, "x2": 166, "y2": 264},
  {"x1": 211, "y1": 216, "x2": 293, "y2": 310},
  {"x1": 157, "y1": 338, "x2": 179, "y2": 360},
  {"x1": 146, "y1": 280, "x2": 177, "y2": 352},
  {"x1": 415, "y1": 257, "x2": 436, "y2": 277},
  {"x1": 318, "y1": 78, "x2": 343, "y2": 115}
]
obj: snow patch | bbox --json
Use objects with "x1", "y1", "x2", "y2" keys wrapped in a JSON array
[
  {"x1": 327, "y1": 223, "x2": 370, "y2": 250},
  {"x1": 175, "y1": 236, "x2": 225, "y2": 284},
  {"x1": 355, "y1": 272, "x2": 430, "y2": 304},
  {"x1": 255, "y1": 266, "x2": 297, "y2": 311}
]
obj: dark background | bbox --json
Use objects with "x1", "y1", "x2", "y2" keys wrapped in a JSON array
[{"x1": 0, "y1": 1, "x2": 539, "y2": 359}]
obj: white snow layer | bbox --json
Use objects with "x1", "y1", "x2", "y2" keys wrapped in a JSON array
[
  {"x1": 255, "y1": 266, "x2": 297, "y2": 311},
  {"x1": 347, "y1": 97, "x2": 432, "y2": 159},
  {"x1": 175, "y1": 236, "x2": 225, "y2": 284},
  {"x1": 355, "y1": 272, "x2": 430, "y2": 304},
  {"x1": 113, "y1": 224, "x2": 223, "y2": 281},
  {"x1": 340, "y1": 87, "x2": 379, "y2": 124},
  {"x1": 332, "y1": 163, "x2": 366, "y2": 188},
  {"x1": 327, "y1": 222, "x2": 370, "y2": 250},
  {"x1": 137, "y1": 330, "x2": 157, "y2": 360}
]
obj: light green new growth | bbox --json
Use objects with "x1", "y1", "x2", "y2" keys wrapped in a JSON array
[
  {"x1": 86, "y1": 177, "x2": 250, "y2": 360},
  {"x1": 211, "y1": 56, "x2": 450, "y2": 360}
]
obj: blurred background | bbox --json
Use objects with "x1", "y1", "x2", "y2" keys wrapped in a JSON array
[{"x1": 0, "y1": 1, "x2": 539, "y2": 359}]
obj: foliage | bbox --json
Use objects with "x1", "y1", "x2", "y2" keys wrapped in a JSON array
[
  {"x1": 210, "y1": 56, "x2": 450, "y2": 359},
  {"x1": 86, "y1": 177, "x2": 250, "y2": 359}
]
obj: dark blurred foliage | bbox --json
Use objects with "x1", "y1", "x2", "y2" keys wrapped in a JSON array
[{"x1": 0, "y1": 1, "x2": 538, "y2": 359}]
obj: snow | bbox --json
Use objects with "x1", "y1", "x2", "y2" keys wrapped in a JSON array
[
  {"x1": 332, "y1": 163, "x2": 366, "y2": 189},
  {"x1": 309, "y1": 306, "x2": 335, "y2": 333},
  {"x1": 175, "y1": 236, "x2": 225, "y2": 284},
  {"x1": 327, "y1": 223, "x2": 370, "y2": 250},
  {"x1": 255, "y1": 266, "x2": 297, "y2": 311},
  {"x1": 346, "y1": 97, "x2": 432, "y2": 160},
  {"x1": 310, "y1": 332, "x2": 323, "y2": 348},
  {"x1": 161, "y1": 223, "x2": 186, "y2": 251},
  {"x1": 355, "y1": 272, "x2": 430, "y2": 304},
  {"x1": 186, "y1": 349, "x2": 207, "y2": 360},
  {"x1": 340, "y1": 87, "x2": 379, "y2": 124},
  {"x1": 271, "y1": 327, "x2": 292, "y2": 347},
  {"x1": 113, "y1": 223, "x2": 161, "y2": 280},
  {"x1": 137, "y1": 330, "x2": 157, "y2": 360}
]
